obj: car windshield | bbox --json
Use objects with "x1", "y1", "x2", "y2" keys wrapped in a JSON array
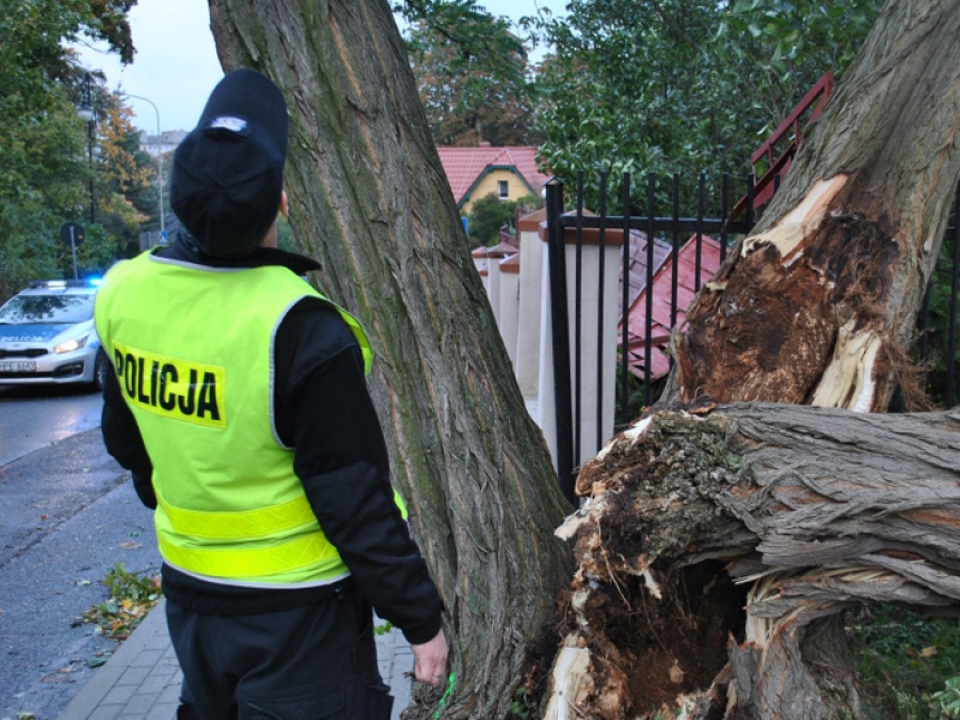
[{"x1": 0, "y1": 293, "x2": 94, "y2": 325}]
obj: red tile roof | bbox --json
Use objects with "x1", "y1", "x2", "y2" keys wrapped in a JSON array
[
  {"x1": 619, "y1": 234, "x2": 722, "y2": 380},
  {"x1": 437, "y1": 146, "x2": 551, "y2": 205},
  {"x1": 619, "y1": 231, "x2": 673, "y2": 318}
]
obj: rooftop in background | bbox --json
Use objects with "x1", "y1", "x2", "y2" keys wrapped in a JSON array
[
  {"x1": 620, "y1": 234, "x2": 723, "y2": 380},
  {"x1": 437, "y1": 145, "x2": 551, "y2": 211},
  {"x1": 138, "y1": 130, "x2": 188, "y2": 158}
]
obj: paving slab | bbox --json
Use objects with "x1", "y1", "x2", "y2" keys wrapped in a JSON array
[{"x1": 57, "y1": 599, "x2": 414, "y2": 720}]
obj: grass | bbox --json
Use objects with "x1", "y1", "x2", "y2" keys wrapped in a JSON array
[{"x1": 847, "y1": 604, "x2": 960, "y2": 719}]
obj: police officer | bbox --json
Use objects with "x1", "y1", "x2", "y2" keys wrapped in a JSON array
[{"x1": 96, "y1": 68, "x2": 448, "y2": 719}]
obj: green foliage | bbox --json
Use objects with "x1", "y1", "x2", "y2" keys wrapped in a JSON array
[
  {"x1": 466, "y1": 192, "x2": 541, "y2": 248},
  {"x1": 395, "y1": 0, "x2": 529, "y2": 83},
  {"x1": 507, "y1": 684, "x2": 532, "y2": 719},
  {"x1": 931, "y1": 677, "x2": 960, "y2": 719},
  {"x1": 533, "y1": 0, "x2": 744, "y2": 209},
  {"x1": 532, "y1": 0, "x2": 881, "y2": 210},
  {"x1": 847, "y1": 604, "x2": 960, "y2": 719},
  {"x1": 92, "y1": 92, "x2": 154, "y2": 256},
  {"x1": 398, "y1": 1, "x2": 544, "y2": 147},
  {"x1": 82, "y1": 562, "x2": 162, "y2": 640},
  {"x1": 717, "y1": 0, "x2": 881, "y2": 124},
  {"x1": 0, "y1": 1, "x2": 136, "y2": 301}
]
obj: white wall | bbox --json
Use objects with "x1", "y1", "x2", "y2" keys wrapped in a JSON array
[
  {"x1": 533, "y1": 226, "x2": 624, "y2": 472},
  {"x1": 499, "y1": 257, "x2": 521, "y2": 366},
  {"x1": 514, "y1": 219, "x2": 546, "y2": 400}
]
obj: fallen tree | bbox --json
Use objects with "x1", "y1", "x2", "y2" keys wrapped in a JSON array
[
  {"x1": 544, "y1": 1, "x2": 960, "y2": 717},
  {"x1": 550, "y1": 401, "x2": 960, "y2": 719}
]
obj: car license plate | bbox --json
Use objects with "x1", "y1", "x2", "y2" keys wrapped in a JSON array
[{"x1": 0, "y1": 360, "x2": 37, "y2": 372}]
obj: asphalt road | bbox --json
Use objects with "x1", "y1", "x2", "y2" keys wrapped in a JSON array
[
  {"x1": 0, "y1": 388, "x2": 161, "y2": 720},
  {"x1": 0, "y1": 385, "x2": 104, "y2": 467}
]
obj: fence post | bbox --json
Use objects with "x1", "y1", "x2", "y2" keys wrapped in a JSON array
[
  {"x1": 545, "y1": 183, "x2": 576, "y2": 505},
  {"x1": 619, "y1": 173, "x2": 631, "y2": 423},
  {"x1": 643, "y1": 172, "x2": 657, "y2": 407},
  {"x1": 948, "y1": 180, "x2": 960, "y2": 407}
]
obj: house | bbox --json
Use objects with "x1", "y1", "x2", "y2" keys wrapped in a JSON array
[
  {"x1": 436, "y1": 144, "x2": 551, "y2": 214},
  {"x1": 139, "y1": 130, "x2": 188, "y2": 158}
]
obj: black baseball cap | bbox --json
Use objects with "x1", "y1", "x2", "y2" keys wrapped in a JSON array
[{"x1": 170, "y1": 69, "x2": 288, "y2": 257}]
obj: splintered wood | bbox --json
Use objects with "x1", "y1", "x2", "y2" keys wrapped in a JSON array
[{"x1": 546, "y1": 402, "x2": 960, "y2": 720}]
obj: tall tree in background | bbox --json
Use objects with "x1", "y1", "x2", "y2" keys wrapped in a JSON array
[
  {"x1": 534, "y1": 0, "x2": 881, "y2": 207},
  {"x1": 92, "y1": 92, "x2": 154, "y2": 258},
  {"x1": 535, "y1": 0, "x2": 743, "y2": 203},
  {"x1": 207, "y1": 2, "x2": 571, "y2": 719},
  {"x1": 0, "y1": 0, "x2": 136, "y2": 299},
  {"x1": 406, "y1": 20, "x2": 541, "y2": 146}
]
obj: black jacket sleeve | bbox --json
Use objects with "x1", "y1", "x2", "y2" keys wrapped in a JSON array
[
  {"x1": 276, "y1": 300, "x2": 444, "y2": 645},
  {"x1": 101, "y1": 354, "x2": 157, "y2": 509}
]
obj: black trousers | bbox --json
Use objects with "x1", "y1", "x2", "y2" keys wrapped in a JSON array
[{"x1": 166, "y1": 582, "x2": 393, "y2": 720}]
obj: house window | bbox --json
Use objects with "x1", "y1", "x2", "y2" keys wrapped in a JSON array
[{"x1": 498, "y1": 180, "x2": 509, "y2": 199}]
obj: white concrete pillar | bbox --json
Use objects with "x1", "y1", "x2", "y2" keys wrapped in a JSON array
[
  {"x1": 484, "y1": 242, "x2": 515, "y2": 325},
  {"x1": 499, "y1": 254, "x2": 521, "y2": 366},
  {"x1": 471, "y1": 245, "x2": 487, "y2": 274},
  {"x1": 472, "y1": 246, "x2": 489, "y2": 293},
  {"x1": 536, "y1": 223, "x2": 626, "y2": 471},
  {"x1": 514, "y1": 208, "x2": 546, "y2": 403}
]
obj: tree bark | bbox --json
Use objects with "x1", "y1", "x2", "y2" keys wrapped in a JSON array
[
  {"x1": 553, "y1": 3, "x2": 960, "y2": 716},
  {"x1": 206, "y1": 2, "x2": 573, "y2": 717},
  {"x1": 554, "y1": 402, "x2": 960, "y2": 719},
  {"x1": 671, "y1": 0, "x2": 960, "y2": 413}
]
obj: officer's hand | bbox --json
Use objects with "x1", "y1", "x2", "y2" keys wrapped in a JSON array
[{"x1": 410, "y1": 628, "x2": 448, "y2": 686}]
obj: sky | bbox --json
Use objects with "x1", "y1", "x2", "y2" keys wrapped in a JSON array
[{"x1": 71, "y1": 0, "x2": 567, "y2": 135}]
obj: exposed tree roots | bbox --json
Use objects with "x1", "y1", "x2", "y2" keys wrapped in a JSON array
[{"x1": 544, "y1": 402, "x2": 960, "y2": 720}]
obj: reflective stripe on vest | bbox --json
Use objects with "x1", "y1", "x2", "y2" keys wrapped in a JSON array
[
  {"x1": 157, "y1": 532, "x2": 344, "y2": 578},
  {"x1": 156, "y1": 490, "x2": 317, "y2": 539}
]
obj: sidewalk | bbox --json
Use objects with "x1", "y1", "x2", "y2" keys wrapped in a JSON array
[{"x1": 56, "y1": 599, "x2": 415, "y2": 720}]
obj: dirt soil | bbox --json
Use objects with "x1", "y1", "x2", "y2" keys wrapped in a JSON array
[{"x1": 565, "y1": 561, "x2": 747, "y2": 717}]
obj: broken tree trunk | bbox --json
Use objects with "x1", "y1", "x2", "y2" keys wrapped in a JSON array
[
  {"x1": 541, "y1": 2, "x2": 960, "y2": 717},
  {"x1": 671, "y1": 0, "x2": 960, "y2": 412},
  {"x1": 550, "y1": 402, "x2": 960, "y2": 719}
]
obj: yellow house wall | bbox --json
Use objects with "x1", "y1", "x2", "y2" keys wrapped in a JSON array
[{"x1": 461, "y1": 169, "x2": 533, "y2": 214}]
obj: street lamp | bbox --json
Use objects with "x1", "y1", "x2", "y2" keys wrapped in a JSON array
[
  {"x1": 76, "y1": 72, "x2": 97, "y2": 225},
  {"x1": 126, "y1": 93, "x2": 166, "y2": 236}
]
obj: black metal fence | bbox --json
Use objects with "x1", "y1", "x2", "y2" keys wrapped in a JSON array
[{"x1": 545, "y1": 172, "x2": 960, "y2": 502}]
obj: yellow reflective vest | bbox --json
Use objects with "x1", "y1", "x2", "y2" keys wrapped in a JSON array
[{"x1": 95, "y1": 251, "x2": 374, "y2": 586}]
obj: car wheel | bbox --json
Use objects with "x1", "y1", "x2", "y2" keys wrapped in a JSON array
[{"x1": 92, "y1": 348, "x2": 109, "y2": 393}]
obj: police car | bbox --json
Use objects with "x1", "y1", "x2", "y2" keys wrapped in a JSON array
[{"x1": 0, "y1": 279, "x2": 108, "y2": 390}]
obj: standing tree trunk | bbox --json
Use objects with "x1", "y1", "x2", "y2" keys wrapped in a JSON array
[
  {"x1": 206, "y1": 2, "x2": 573, "y2": 718},
  {"x1": 672, "y1": 0, "x2": 960, "y2": 413}
]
